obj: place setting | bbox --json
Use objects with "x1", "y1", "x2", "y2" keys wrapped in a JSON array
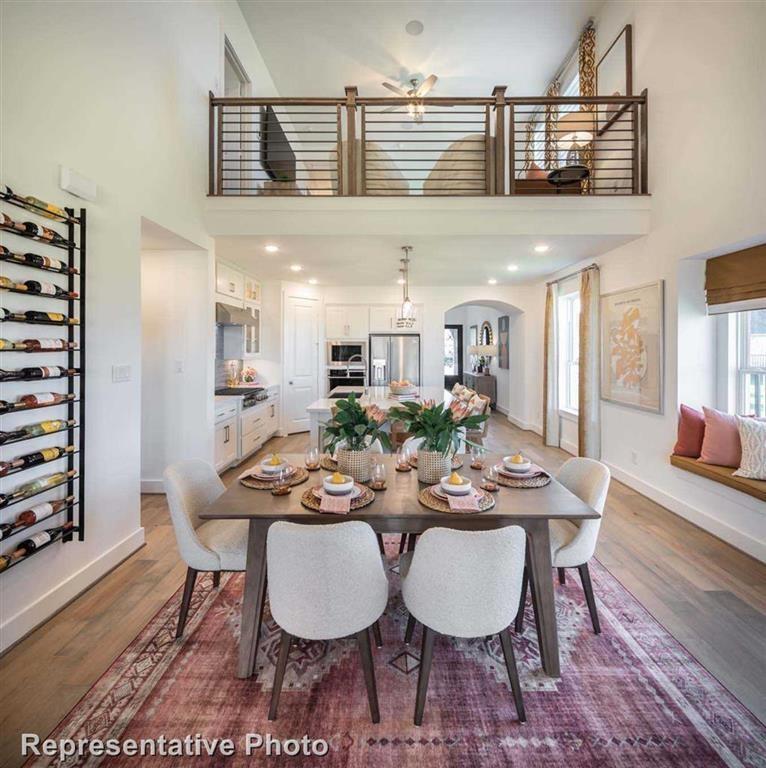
[
  {"x1": 239, "y1": 452, "x2": 310, "y2": 493},
  {"x1": 300, "y1": 470, "x2": 375, "y2": 514},
  {"x1": 418, "y1": 469, "x2": 496, "y2": 514},
  {"x1": 493, "y1": 452, "x2": 551, "y2": 488}
]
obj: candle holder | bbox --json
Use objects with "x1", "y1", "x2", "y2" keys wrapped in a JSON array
[
  {"x1": 305, "y1": 447, "x2": 320, "y2": 471},
  {"x1": 369, "y1": 460, "x2": 387, "y2": 490},
  {"x1": 271, "y1": 468, "x2": 292, "y2": 496},
  {"x1": 481, "y1": 464, "x2": 499, "y2": 492}
]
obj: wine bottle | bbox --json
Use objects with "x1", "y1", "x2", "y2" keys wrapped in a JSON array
[
  {"x1": 0, "y1": 277, "x2": 26, "y2": 292},
  {"x1": 0, "y1": 470, "x2": 77, "y2": 508},
  {"x1": 20, "y1": 222, "x2": 69, "y2": 247},
  {"x1": 0, "y1": 418, "x2": 76, "y2": 444},
  {"x1": 1, "y1": 308, "x2": 79, "y2": 325},
  {"x1": 0, "y1": 551, "x2": 23, "y2": 572},
  {"x1": 17, "y1": 392, "x2": 75, "y2": 409},
  {"x1": 0, "y1": 425, "x2": 28, "y2": 443},
  {"x1": 22, "y1": 281, "x2": 78, "y2": 299},
  {"x1": 14, "y1": 495, "x2": 74, "y2": 528},
  {"x1": 0, "y1": 339, "x2": 28, "y2": 351},
  {"x1": 0, "y1": 367, "x2": 78, "y2": 381},
  {"x1": 0, "y1": 522, "x2": 14, "y2": 541},
  {"x1": 0, "y1": 246, "x2": 77, "y2": 274},
  {"x1": 0, "y1": 212, "x2": 26, "y2": 233},
  {"x1": 11, "y1": 520, "x2": 74, "y2": 557},
  {"x1": 22, "y1": 195, "x2": 68, "y2": 222},
  {"x1": 21, "y1": 338, "x2": 76, "y2": 351},
  {"x1": 0, "y1": 445, "x2": 75, "y2": 476}
]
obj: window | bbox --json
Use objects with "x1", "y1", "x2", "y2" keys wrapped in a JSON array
[
  {"x1": 444, "y1": 328, "x2": 458, "y2": 377},
  {"x1": 558, "y1": 291, "x2": 581, "y2": 414},
  {"x1": 737, "y1": 308, "x2": 766, "y2": 416}
]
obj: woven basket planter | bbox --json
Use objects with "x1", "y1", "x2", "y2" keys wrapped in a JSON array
[
  {"x1": 336, "y1": 448, "x2": 372, "y2": 483},
  {"x1": 417, "y1": 450, "x2": 452, "y2": 484}
]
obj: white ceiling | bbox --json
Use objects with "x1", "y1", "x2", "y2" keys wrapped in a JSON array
[
  {"x1": 214, "y1": 233, "x2": 635, "y2": 286},
  {"x1": 237, "y1": 0, "x2": 603, "y2": 99}
]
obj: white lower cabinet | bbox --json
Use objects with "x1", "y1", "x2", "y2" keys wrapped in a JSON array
[
  {"x1": 214, "y1": 416, "x2": 238, "y2": 472},
  {"x1": 238, "y1": 393, "x2": 280, "y2": 462}
]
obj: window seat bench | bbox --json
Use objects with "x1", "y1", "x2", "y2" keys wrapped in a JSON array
[{"x1": 670, "y1": 454, "x2": 766, "y2": 502}]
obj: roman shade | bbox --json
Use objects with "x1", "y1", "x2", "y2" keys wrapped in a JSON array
[{"x1": 705, "y1": 243, "x2": 766, "y2": 314}]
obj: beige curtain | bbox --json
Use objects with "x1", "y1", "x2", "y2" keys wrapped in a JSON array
[
  {"x1": 578, "y1": 23, "x2": 596, "y2": 193},
  {"x1": 578, "y1": 266, "x2": 601, "y2": 458},
  {"x1": 542, "y1": 282, "x2": 560, "y2": 446},
  {"x1": 544, "y1": 80, "x2": 560, "y2": 170}
]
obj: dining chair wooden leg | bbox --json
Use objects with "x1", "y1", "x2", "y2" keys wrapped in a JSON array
[
  {"x1": 212, "y1": 571, "x2": 221, "y2": 588},
  {"x1": 268, "y1": 630, "x2": 293, "y2": 721},
  {"x1": 578, "y1": 562, "x2": 601, "y2": 634},
  {"x1": 372, "y1": 620, "x2": 383, "y2": 648},
  {"x1": 356, "y1": 627, "x2": 380, "y2": 723},
  {"x1": 398, "y1": 534, "x2": 408, "y2": 554},
  {"x1": 558, "y1": 568, "x2": 566, "y2": 586},
  {"x1": 526, "y1": 563, "x2": 547, "y2": 670},
  {"x1": 414, "y1": 625, "x2": 435, "y2": 726},
  {"x1": 514, "y1": 566, "x2": 529, "y2": 633},
  {"x1": 376, "y1": 534, "x2": 386, "y2": 555},
  {"x1": 176, "y1": 567, "x2": 197, "y2": 639},
  {"x1": 499, "y1": 628, "x2": 526, "y2": 722},
  {"x1": 404, "y1": 613, "x2": 417, "y2": 645},
  {"x1": 407, "y1": 533, "x2": 418, "y2": 552}
]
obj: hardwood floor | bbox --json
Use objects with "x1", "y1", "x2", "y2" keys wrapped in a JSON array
[{"x1": 1, "y1": 416, "x2": 764, "y2": 767}]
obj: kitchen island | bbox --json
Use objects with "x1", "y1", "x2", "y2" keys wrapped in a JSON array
[{"x1": 306, "y1": 385, "x2": 454, "y2": 452}]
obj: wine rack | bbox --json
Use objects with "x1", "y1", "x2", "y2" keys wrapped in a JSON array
[{"x1": 0, "y1": 186, "x2": 85, "y2": 574}]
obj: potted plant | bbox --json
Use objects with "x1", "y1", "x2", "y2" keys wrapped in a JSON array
[
  {"x1": 322, "y1": 394, "x2": 391, "y2": 482},
  {"x1": 388, "y1": 399, "x2": 489, "y2": 483}
]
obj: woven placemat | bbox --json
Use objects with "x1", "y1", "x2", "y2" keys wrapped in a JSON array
[
  {"x1": 320, "y1": 455, "x2": 338, "y2": 472},
  {"x1": 300, "y1": 484, "x2": 375, "y2": 512},
  {"x1": 418, "y1": 485, "x2": 495, "y2": 514},
  {"x1": 240, "y1": 466, "x2": 310, "y2": 490},
  {"x1": 408, "y1": 455, "x2": 463, "y2": 470},
  {"x1": 495, "y1": 472, "x2": 551, "y2": 489}
]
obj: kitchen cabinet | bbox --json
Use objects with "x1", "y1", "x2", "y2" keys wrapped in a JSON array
[
  {"x1": 325, "y1": 305, "x2": 369, "y2": 340},
  {"x1": 369, "y1": 304, "x2": 422, "y2": 334},
  {"x1": 243, "y1": 275, "x2": 261, "y2": 303},
  {"x1": 239, "y1": 393, "x2": 280, "y2": 461},
  {"x1": 222, "y1": 302, "x2": 261, "y2": 359},
  {"x1": 214, "y1": 416, "x2": 238, "y2": 471},
  {"x1": 216, "y1": 262, "x2": 245, "y2": 304}
]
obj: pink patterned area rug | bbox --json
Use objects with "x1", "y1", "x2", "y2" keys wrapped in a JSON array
[{"x1": 28, "y1": 542, "x2": 765, "y2": 768}]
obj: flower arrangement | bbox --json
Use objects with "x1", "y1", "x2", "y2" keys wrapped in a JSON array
[
  {"x1": 388, "y1": 399, "x2": 488, "y2": 457},
  {"x1": 322, "y1": 394, "x2": 392, "y2": 453},
  {"x1": 241, "y1": 366, "x2": 257, "y2": 383}
]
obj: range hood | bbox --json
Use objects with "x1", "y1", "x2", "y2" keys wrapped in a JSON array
[{"x1": 216, "y1": 302, "x2": 253, "y2": 326}]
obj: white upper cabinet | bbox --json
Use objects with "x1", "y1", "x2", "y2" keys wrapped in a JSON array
[
  {"x1": 216, "y1": 262, "x2": 244, "y2": 304},
  {"x1": 325, "y1": 305, "x2": 369, "y2": 340},
  {"x1": 369, "y1": 304, "x2": 422, "y2": 334}
]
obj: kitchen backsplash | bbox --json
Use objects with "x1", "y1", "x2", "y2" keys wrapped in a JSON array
[{"x1": 215, "y1": 327, "x2": 241, "y2": 388}]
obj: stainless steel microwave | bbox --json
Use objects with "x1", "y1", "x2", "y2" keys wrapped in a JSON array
[{"x1": 327, "y1": 341, "x2": 367, "y2": 364}]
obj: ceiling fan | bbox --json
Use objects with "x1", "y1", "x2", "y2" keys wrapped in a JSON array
[{"x1": 381, "y1": 75, "x2": 438, "y2": 121}]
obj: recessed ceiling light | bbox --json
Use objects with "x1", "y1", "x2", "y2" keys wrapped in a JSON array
[
  {"x1": 534, "y1": 244, "x2": 550, "y2": 253},
  {"x1": 397, "y1": 277, "x2": 406, "y2": 285},
  {"x1": 264, "y1": 243, "x2": 279, "y2": 253},
  {"x1": 488, "y1": 278, "x2": 498, "y2": 285},
  {"x1": 289, "y1": 264, "x2": 302, "y2": 272},
  {"x1": 308, "y1": 278, "x2": 318, "y2": 285},
  {"x1": 405, "y1": 19, "x2": 424, "y2": 36},
  {"x1": 507, "y1": 264, "x2": 519, "y2": 272}
]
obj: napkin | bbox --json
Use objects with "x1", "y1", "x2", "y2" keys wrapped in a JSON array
[
  {"x1": 447, "y1": 490, "x2": 481, "y2": 512},
  {"x1": 319, "y1": 490, "x2": 352, "y2": 515}
]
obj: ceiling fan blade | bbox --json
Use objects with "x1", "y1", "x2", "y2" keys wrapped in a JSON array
[
  {"x1": 382, "y1": 105, "x2": 401, "y2": 113},
  {"x1": 382, "y1": 81, "x2": 409, "y2": 97},
  {"x1": 415, "y1": 74, "x2": 438, "y2": 97}
]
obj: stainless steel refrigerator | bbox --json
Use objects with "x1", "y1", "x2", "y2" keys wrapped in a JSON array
[{"x1": 369, "y1": 334, "x2": 421, "y2": 386}]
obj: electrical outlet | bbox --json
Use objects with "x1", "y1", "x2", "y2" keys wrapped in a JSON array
[
  {"x1": 112, "y1": 365, "x2": 131, "y2": 383},
  {"x1": 630, "y1": 450, "x2": 639, "y2": 466},
  {"x1": 174, "y1": 360, "x2": 184, "y2": 374}
]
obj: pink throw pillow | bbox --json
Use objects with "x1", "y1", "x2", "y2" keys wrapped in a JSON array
[
  {"x1": 699, "y1": 407, "x2": 742, "y2": 467},
  {"x1": 673, "y1": 404, "x2": 705, "y2": 458}
]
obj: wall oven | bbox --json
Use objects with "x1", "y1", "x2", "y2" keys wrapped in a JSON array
[
  {"x1": 327, "y1": 368, "x2": 366, "y2": 391},
  {"x1": 327, "y1": 341, "x2": 366, "y2": 364}
]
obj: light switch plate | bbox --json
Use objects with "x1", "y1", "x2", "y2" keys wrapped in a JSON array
[{"x1": 112, "y1": 364, "x2": 131, "y2": 383}]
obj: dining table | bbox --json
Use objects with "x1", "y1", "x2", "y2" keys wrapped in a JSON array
[{"x1": 200, "y1": 453, "x2": 599, "y2": 680}]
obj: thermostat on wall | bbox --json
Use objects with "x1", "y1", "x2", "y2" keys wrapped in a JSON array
[{"x1": 59, "y1": 165, "x2": 97, "y2": 202}]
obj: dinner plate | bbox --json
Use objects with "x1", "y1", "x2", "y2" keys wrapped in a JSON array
[
  {"x1": 431, "y1": 485, "x2": 480, "y2": 501},
  {"x1": 249, "y1": 464, "x2": 295, "y2": 481},
  {"x1": 312, "y1": 484, "x2": 362, "y2": 500},
  {"x1": 259, "y1": 462, "x2": 290, "y2": 475},
  {"x1": 495, "y1": 463, "x2": 541, "y2": 479}
]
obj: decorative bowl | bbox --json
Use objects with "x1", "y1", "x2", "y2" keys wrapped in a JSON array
[
  {"x1": 322, "y1": 474, "x2": 355, "y2": 495},
  {"x1": 502, "y1": 456, "x2": 532, "y2": 473},
  {"x1": 260, "y1": 458, "x2": 289, "y2": 474},
  {"x1": 389, "y1": 381, "x2": 418, "y2": 396},
  {"x1": 440, "y1": 474, "x2": 473, "y2": 496}
]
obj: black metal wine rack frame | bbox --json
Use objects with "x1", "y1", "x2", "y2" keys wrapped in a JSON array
[{"x1": 1, "y1": 190, "x2": 85, "y2": 572}]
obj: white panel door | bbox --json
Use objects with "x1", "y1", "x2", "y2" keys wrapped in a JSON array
[{"x1": 285, "y1": 296, "x2": 319, "y2": 433}]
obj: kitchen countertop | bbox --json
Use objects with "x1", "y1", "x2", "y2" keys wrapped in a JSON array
[{"x1": 306, "y1": 386, "x2": 453, "y2": 414}]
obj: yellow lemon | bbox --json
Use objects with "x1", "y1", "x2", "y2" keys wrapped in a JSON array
[
  {"x1": 510, "y1": 454, "x2": 525, "y2": 464},
  {"x1": 330, "y1": 471, "x2": 346, "y2": 484},
  {"x1": 268, "y1": 454, "x2": 282, "y2": 466},
  {"x1": 448, "y1": 471, "x2": 463, "y2": 485}
]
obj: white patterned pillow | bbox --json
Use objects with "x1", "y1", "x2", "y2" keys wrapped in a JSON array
[{"x1": 733, "y1": 416, "x2": 766, "y2": 480}]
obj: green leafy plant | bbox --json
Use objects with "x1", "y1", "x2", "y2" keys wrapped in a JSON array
[
  {"x1": 388, "y1": 399, "x2": 488, "y2": 457},
  {"x1": 322, "y1": 394, "x2": 392, "y2": 453}
]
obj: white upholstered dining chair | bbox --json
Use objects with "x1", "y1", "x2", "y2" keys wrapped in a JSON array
[
  {"x1": 400, "y1": 526, "x2": 527, "y2": 725},
  {"x1": 163, "y1": 459, "x2": 249, "y2": 639},
  {"x1": 515, "y1": 457, "x2": 611, "y2": 635},
  {"x1": 266, "y1": 520, "x2": 389, "y2": 723}
]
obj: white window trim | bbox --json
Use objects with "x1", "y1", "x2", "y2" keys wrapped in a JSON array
[
  {"x1": 736, "y1": 310, "x2": 766, "y2": 416},
  {"x1": 558, "y1": 289, "x2": 580, "y2": 416}
]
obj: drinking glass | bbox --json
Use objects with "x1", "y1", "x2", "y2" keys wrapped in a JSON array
[
  {"x1": 370, "y1": 460, "x2": 387, "y2": 490},
  {"x1": 481, "y1": 463, "x2": 499, "y2": 492},
  {"x1": 272, "y1": 467, "x2": 292, "y2": 496},
  {"x1": 396, "y1": 445, "x2": 411, "y2": 471},
  {"x1": 470, "y1": 445, "x2": 485, "y2": 470},
  {"x1": 305, "y1": 446, "x2": 320, "y2": 470}
]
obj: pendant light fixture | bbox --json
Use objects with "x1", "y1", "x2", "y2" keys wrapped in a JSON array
[{"x1": 397, "y1": 245, "x2": 416, "y2": 328}]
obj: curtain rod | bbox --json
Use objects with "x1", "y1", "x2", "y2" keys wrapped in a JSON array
[{"x1": 546, "y1": 263, "x2": 599, "y2": 286}]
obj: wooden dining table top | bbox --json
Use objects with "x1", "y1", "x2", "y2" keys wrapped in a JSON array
[{"x1": 202, "y1": 453, "x2": 599, "y2": 525}]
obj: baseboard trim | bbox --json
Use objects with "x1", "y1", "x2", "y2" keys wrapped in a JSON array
[
  {"x1": 141, "y1": 479, "x2": 165, "y2": 494},
  {"x1": 603, "y1": 461, "x2": 765, "y2": 563},
  {"x1": 560, "y1": 438, "x2": 578, "y2": 457},
  {"x1": 506, "y1": 413, "x2": 542, "y2": 435},
  {"x1": 0, "y1": 527, "x2": 146, "y2": 653},
  {"x1": 494, "y1": 404, "x2": 508, "y2": 416}
]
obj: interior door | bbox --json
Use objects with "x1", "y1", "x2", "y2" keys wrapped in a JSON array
[
  {"x1": 444, "y1": 324, "x2": 463, "y2": 390},
  {"x1": 284, "y1": 295, "x2": 319, "y2": 433}
]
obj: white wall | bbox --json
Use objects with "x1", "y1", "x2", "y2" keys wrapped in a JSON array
[
  {"x1": 522, "y1": 0, "x2": 766, "y2": 560},
  {"x1": 0, "y1": 0, "x2": 279, "y2": 649}
]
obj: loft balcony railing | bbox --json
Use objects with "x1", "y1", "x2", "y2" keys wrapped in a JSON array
[{"x1": 209, "y1": 86, "x2": 648, "y2": 197}]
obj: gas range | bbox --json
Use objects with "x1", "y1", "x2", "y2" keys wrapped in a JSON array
[{"x1": 215, "y1": 387, "x2": 268, "y2": 409}]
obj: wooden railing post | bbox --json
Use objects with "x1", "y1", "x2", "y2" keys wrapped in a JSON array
[
  {"x1": 208, "y1": 91, "x2": 215, "y2": 196},
  {"x1": 640, "y1": 88, "x2": 648, "y2": 194},
  {"x1": 508, "y1": 101, "x2": 516, "y2": 195},
  {"x1": 493, "y1": 86, "x2": 506, "y2": 195},
  {"x1": 345, "y1": 86, "x2": 358, "y2": 195}
]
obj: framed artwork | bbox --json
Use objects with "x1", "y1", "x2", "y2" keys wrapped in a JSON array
[
  {"x1": 498, "y1": 315, "x2": 510, "y2": 369},
  {"x1": 469, "y1": 324, "x2": 478, "y2": 346},
  {"x1": 601, "y1": 280, "x2": 664, "y2": 413},
  {"x1": 596, "y1": 24, "x2": 632, "y2": 134}
]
